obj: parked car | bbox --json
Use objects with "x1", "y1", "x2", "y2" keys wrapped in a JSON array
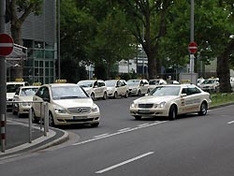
[
  {"x1": 148, "y1": 78, "x2": 167, "y2": 92},
  {"x1": 127, "y1": 79, "x2": 150, "y2": 96},
  {"x1": 105, "y1": 79, "x2": 129, "y2": 98},
  {"x1": 130, "y1": 84, "x2": 211, "y2": 120},
  {"x1": 199, "y1": 77, "x2": 219, "y2": 93},
  {"x1": 12, "y1": 85, "x2": 40, "y2": 117},
  {"x1": 32, "y1": 82, "x2": 100, "y2": 127},
  {"x1": 77, "y1": 80, "x2": 108, "y2": 100},
  {"x1": 6, "y1": 81, "x2": 30, "y2": 110}
]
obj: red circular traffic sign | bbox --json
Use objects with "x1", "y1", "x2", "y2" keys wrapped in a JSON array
[
  {"x1": 0, "y1": 33, "x2": 14, "y2": 56},
  {"x1": 188, "y1": 42, "x2": 198, "y2": 54}
]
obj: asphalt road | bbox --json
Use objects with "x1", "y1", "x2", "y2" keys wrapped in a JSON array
[{"x1": 1, "y1": 97, "x2": 234, "y2": 176}]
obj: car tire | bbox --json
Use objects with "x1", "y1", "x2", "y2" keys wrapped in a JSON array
[
  {"x1": 31, "y1": 108, "x2": 39, "y2": 123},
  {"x1": 114, "y1": 91, "x2": 118, "y2": 99},
  {"x1": 124, "y1": 91, "x2": 129, "y2": 98},
  {"x1": 134, "y1": 116, "x2": 142, "y2": 120},
  {"x1": 91, "y1": 93, "x2": 95, "y2": 100},
  {"x1": 103, "y1": 92, "x2": 107, "y2": 100},
  {"x1": 198, "y1": 102, "x2": 207, "y2": 116},
  {"x1": 169, "y1": 105, "x2": 177, "y2": 120},
  {"x1": 49, "y1": 112, "x2": 55, "y2": 127}
]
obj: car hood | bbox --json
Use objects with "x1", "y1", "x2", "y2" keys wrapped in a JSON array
[
  {"x1": 53, "y1": 98, "x2": 94, "y2": 108},
  {"x1": 133, "y1": 95, "x2": 177, "y2": 104}
]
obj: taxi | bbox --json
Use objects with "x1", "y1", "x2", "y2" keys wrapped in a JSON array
[
  {"x1": 105, "y1": 79, "x2": 129, "y2": 98},
  {"x1": 12, "y1": 85, "x2": 40, "y2": 117},
  {"x1": 6, "y1": 80, "x2": 30, "y2": 110},
  {"x1": 130, "y1": 84, "x2": 211, "y2": 120},
  {"x1": 77, "y1": 79, "x2": 107, "y2": 100},
  {"x1": 32, "y1": 82, "x2": 100, "y2": 127},
  {"x1": 127, "y1": 79, "x2": 150, "y2": 96}
]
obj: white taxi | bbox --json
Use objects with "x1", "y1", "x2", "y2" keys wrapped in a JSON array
[
  {"x1": 105, "y1": 79, "x2": 129, "y2": 98},
  {"x1": 12, "y1": 85, "x2": 40, "y2": 117},
  {"x1": 127, "y1": 79, "x2": 150, "y2": 96},
  {"x1": 130, "y1": 84, "x2": 211, "y2": 120},
  {"x1": 77, "y1": 80, "x2": 107, "y2": 100},
  {"x1": 6, "y1": 81, "x2": 30, "y2": 110},
  {"x1": 32, "y1": 83, "x2": 100, "y2": 127}
]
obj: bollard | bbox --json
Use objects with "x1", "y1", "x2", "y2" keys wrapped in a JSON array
[
  {"x1": 1, "y1": 114, "x2": 6, "y2": 153},
  {"x1": 29, "y1": 108, "x2": 32, "y2": 143},
  {"x1": 44, "y1": 103, "x2": 49, "y2": 136}
]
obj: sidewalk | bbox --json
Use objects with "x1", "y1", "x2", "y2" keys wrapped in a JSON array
[{"x1": 0, "y1": 119, "x2": 69, "y2": 159}]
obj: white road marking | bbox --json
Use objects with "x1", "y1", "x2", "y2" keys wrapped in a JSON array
[
  {"x1": 228, "y1": 120, "x2": 234, "y2": 125},
  {"x1": 72, "y1": 121, "x2": 167, "y2": 146},
  {"x1": 95, "y1": 152, "x2": 154, "y2": 174},
  {"x1": 118, "y1": 128, "x2": 131, "y2": 132},
  {"x1": 94, "y1": 133, "x2": 110, "y2": 138}
]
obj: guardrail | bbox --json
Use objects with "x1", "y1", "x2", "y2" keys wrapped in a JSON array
[{"x1": 1, "y1": 101, "x2": 49, "y2": 153}]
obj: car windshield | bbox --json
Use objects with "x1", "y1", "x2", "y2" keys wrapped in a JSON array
[
  {"x1": 77, "y1": 81, "x2": 93, "y2": 88},
  {"x1": 127, "y1": 80, "x2": 140, "y2": 86},
  {"x1": 20, "y1": 88, "x2": 38, "y2": 96},
  {"x1": 52, "y1": 86, "x2": 88, "y2": 100},
  {"x1": 105, "y1": 80, "x2": 116, "y2": 87},
  {"x1": 149, "y1": 80, "x2": 160, "y2": 85},
  {"x1": 7, "y1": 84, "x2": 24, "y2": 93},
  {"x1": 150, "y1": 86, "x2": 180, "y2": 96},
  {"x1": 202, "y1": 79, "x2": 217, "y2": 84}
]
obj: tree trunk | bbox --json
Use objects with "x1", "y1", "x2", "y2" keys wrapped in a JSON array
[
  {"x1": 147, "y1": 50, "x2": 157, "y2": 79},
  {"x1": 217, "y1": 55, "x2": 231, "y2": 93}
]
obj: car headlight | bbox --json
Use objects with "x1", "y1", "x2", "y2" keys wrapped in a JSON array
[
  {"x1": 53, "y1": 104, "x2": 67, "y2": 114},
  {"x1": 130, "y1": 102, "x2": 138, "y2": 108},
  {"x1": 158, "y1": 101, "x2": 166, "y2": 108},
  {"x1": 91, "y1": 104, "x2": 99, "y2": 112}
]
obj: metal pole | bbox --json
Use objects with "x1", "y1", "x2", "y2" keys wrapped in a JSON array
[
  {"x1": 190, "y1": 0, "x2": 195, "y2": 83},
  {"x1": 29, "y1": 108, "x2": 32, "y2": 143},
  {"x1": 57, "y1": 0, "x2": 61, "y2": 79},
  {"x1": 0, "y1": 0, "x2": 7, "y2": 153}
]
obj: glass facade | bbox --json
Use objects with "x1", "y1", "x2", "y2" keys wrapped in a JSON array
[{"x1": 6, "y1": 0, "x2": 57, "y2": 84}]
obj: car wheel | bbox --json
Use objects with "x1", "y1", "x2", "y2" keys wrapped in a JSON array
[
  {"x1": 137, "y1": 90, "x2": 141, "y2": 96},
  {"x1": 49, "y1": 112, "x2": 55, "y2": 127},
  {"x1": 31, "y1": 108, "x2": 39, "y2": 123},
  {"x1": 169, "y1": 105, "x2": 177, "y2": 120},
  {"x1": 134, "y1": 116, "x2": 142, "y2": 120},
  {"x1": 103, "y1": 92, "x2": 108, "y2": 100},
  {"x1": 91, "y1": 93, "x2": 95, "y2": 100},
  {"x1": 114, "y1": 91, "x2": 118, "y2": 99},
  {"x1": 124, "y1": 91, "x2": 129, "y2": 98},
  {"x1": 90, "y1": 122, "x2": 99, "y2": 127},
  {"x1": 198, "y1": 102, "x2": 207, "y2": 116}
]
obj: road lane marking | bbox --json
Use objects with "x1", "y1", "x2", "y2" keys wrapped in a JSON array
[
  {"x1": 94, "y1": 133, "x2": 110, "y2": 138},
  {"x1": 118, "y1": 128, "x2": 131, "y2": 132},
  {"x1": 95, "y1": 152, "x2": 154, "y2": 174},
  {"x1": 72, "y1": 121, "x2": 167, "y2": 146},
  {"x1": 228, "y1": 120, "x2": 234, "y2": 125}
]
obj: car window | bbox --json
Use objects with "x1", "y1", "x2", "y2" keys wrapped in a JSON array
[
  {"x1": 151, "y1": 86, "x2": 180, "y2": 96},
  {"x1": 52, "y1": 86, "x2": 88, "y2": 100},
  {"x1": 36, "y1": 87, "x2": 47, "y2": 98},
  {"x1": 20, "y1": 88, "x2": 38, "y2": 96}
]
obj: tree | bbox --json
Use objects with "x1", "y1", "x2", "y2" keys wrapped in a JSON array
[
  {"x1": 115, "y1": 0, "x2": 174, "y2": 78},
  {"x1": 6, "y1": 0, "x2": 43, "y2": 45}
]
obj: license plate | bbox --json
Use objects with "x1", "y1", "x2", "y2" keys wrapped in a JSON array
[
  {"x1": 73, "y1": 116, "x2": 87, "y2": 120},
  {"x1": 138, "y1": 110, "x2": 150, "y2": 113}
]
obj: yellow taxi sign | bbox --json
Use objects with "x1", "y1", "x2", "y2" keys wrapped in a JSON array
[
  {"x1": 32, "y1": 82, "x2": 42, "y2": 86},
  {"x1": 15, "y1": 78, "x2": 24, "y2": 82},
  {"x1": 55, "y1": 79, "x2": 67, "y2": 83}
]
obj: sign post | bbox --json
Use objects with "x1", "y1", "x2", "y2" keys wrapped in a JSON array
[{"x1": 0, "y1": 0, "x2": 13, "y2": 153}]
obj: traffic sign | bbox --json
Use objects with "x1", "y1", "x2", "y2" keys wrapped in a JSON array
[
  {"x1": 0, "y1": 33, "x2": 14, "y2": 56},
  {"x1": 188, "y1": 42, "x2": 198, "y2": 54}
]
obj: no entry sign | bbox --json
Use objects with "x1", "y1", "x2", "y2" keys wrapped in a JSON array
[
  {"x1": 188, "y1": 42, "x2": 198, "y2": 54},
  {"x1": 0, "y1": 33, "x2": 14, "y2": 56}
]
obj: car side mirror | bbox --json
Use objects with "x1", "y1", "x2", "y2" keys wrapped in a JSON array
[{"x1": 181, "y1": 93, "x2": 187, "y2": 97}]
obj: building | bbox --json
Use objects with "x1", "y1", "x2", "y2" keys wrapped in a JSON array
[{"x1": 6, "y1": 0, "x2": 57, "y2": 84}]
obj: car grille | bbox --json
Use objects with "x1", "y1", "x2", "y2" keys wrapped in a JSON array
[
  {"x1": 68, "y1": 107, "x2": 91, "y2": 114},
  {"x1": 138, "y1": 104, "x2": 154, "y2": 108}
]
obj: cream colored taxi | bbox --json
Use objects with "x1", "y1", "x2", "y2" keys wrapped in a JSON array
[
  {"x1": 32, "y1": 82, "x2": 100, "y2": 127},
  {"x1": 77, "y1": 79, "x2": 107, "y2": 100},
  {"x1": 130, "y1": 84, "x2": 211, "y2": 120},
  {"x1": 12, "y1": 85, "x2": 40, "y2": 117},
  {"x1": 105, "y1": 79, "x2": 129, "y2": 98}
]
